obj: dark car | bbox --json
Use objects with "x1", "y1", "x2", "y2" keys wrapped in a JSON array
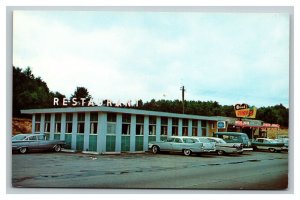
[
  {"x1": 12, "y1": 134, "x2": 66, "y2": 154},
  {"x1": 214, "y1": 132, "x2": 252, "y2": 151}
]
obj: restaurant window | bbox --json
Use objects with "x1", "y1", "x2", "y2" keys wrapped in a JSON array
[
  {"x1": 122, "y1": 114, "x2": 131, "y2": 123},
  {"x1": 35, "y1": 114, "x2": 41, "y2": 132},
  {"x1": 182, "y1": 127, "x2": 188, "y2": 136},
  {"x1": 107, "y1": 123, "x2": 116, "y2": 134},
  {"x1": 172, "y1": 118, "x2": 179, "y2": 136},
  {"x1": 161, "y1": 117, "x2": 168, "y2": 125},
  {"x1": 90, "y1": 112, "x2": 98, "y2": 134},
  {"x1": 149, "y1": 116, "x2": 156, "y2": 135},
  {"x1": 66, "y1": 113, "x2": 73, "y2": 133},
  {"x1": 192, "y1": 120, "x2": 198, "y2": 136},
  {"x1": 122, "y1": 114, "x2": 131, "y2": 135},
  {"x1": 202, "y1": 128, "x2": 207, "y2": 136},
  {"x1": 161, "y1": 126, "x2": 167, "y2": 135},
  {"x1": 44, "y1": 114, "x2": 51, "y2": 133},
  {"x1": 107, "y1": 113, "x2": 116, "y2": 135},
  {"x1": 55, "y1": 113, "x2": 61, "y2": 133},
  {"x1": 107, "y1": 113, "x2": 116, "y2": 122},
  {"x1": 136, "y1": 115, "x2": 144, "y2": 135},
  {"x1": 160, "y1": 117, "x2": 168, "y2": 135},
  {"x1": 182, "y1": 119, "x2": 188, "y2": 136},
  {"x1": 77, "y1": 113, "x2": 85, "y2": 133}
]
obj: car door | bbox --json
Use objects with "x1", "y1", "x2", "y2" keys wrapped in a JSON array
[
  {"x1": 257, "y1": 139, "x2": 267, "y2": 150},
  {"x1": 26, "y1": 135, "x2": 40, "y2": 150},
  {"x1": 171, "y1": 138, "x2": 184, "y2": 151},
  {"x1": 38, "y1": 135, "x2": 51, "y2": 150},
  {"x1": 160, "y1": 138, "x2": 174, "y2": 151}
]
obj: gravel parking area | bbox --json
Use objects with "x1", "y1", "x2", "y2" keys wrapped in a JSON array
[{"x1": 11, "y1": 151, "x2": 289, "y2": 190}]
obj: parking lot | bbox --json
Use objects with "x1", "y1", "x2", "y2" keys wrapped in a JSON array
[{"x1": 11, "y1": 151, "x2": 289, "y2": 190}]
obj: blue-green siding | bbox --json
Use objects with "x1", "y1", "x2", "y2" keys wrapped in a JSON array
[
  {"x1": 76, "y1": 134, "x2": 84, "y2": 151},
  {"x1": 89, "y1": 135, "x2": 97, "y2": 152},
  {"x1": 106, "y1": 135, "x2": 116, "y2": 152},
  {"x1": 65, "y1": 134, "x2": 72, "y2": 148},
  {"x1": 54, "y1": 134, "x2": 60, "y2": 140},
  {"x1": 135, "y1": 136, "x2": 144, "y2": 151},
  {"x1": 121, "y1": 136, "x2": 130, "y2": 152}
]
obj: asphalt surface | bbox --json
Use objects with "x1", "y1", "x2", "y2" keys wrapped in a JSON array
[{"x1": 11, "y1": 151, "x2": 289, "y2": 190}]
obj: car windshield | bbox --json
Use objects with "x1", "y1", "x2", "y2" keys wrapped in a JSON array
[
  {"x1": 12, "y1": 135, "x2": 27, "y2": 141},
  {"x1": 242, "y1": 135, "x2": 249, "y2": 141}
]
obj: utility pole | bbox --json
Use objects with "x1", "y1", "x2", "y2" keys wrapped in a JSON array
[{"x1": 180, "y1": 86, "x2": 185, "y2": 114}]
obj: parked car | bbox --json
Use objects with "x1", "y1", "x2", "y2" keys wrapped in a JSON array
[
  {"x1": 197, "y1": 137, "x2": 216, "y2": 153},
  {"x1": 214, "y1": 132, "x2": 252, "y2": 150},
  {"x1": 148, "y1": 136, "x2": 205, "y2": 156},
  {"x1": 252, "y1": 138, "x2": 286, "y2": 152},
  {"x1": 275, "y1": 135, "x2": 289, "y2": 150},
  {"x1": 204, "y1": 137, "x2": 243, "y2": 155},
  {"x1": 12, "y1": 134, "x2": 66, "y2": 154}
]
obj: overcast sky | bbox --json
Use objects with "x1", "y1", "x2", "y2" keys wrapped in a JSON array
[{"x1": 13, "y1": 11, "x2": 290, "y2": 108}]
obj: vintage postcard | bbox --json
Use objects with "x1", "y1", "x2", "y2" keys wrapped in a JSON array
[{"x1": 11, "y1": 9, "x2": 290, "y2": 190}]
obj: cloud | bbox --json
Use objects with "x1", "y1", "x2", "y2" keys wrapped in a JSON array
[{"x1": 13, "y1": 11, "x2": 290, "y2": 107}]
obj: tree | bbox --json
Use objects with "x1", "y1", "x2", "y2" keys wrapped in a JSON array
[
  {"x1": 49, "y1": 91, "x2": 66, "y2": 107},
  {"x1": 70, "y1": 87, "x2": 93, "y2": 106},
  {"x1": 13, "y1": 66, "x2": 60, "y2": 117}
]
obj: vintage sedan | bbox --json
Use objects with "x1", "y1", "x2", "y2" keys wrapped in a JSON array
[
  {"x1": 204, "y1": 137, "x2": 243, "y2": 155},
  {"x1": 12, "y1": 134, "x2": 66, "y2": 154},
  {"x1": 148, "y1": 136, "x2": 204, "y2": 156},
  {"x1": 252, "y1": 138, "x2": 286, "y2": 152}
]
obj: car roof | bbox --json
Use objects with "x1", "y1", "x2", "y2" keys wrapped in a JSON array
[
  {"x1": 215, "y1": 132, "x2": 247, "y2": 136},
  {"x1": 15, "y1": 133, "x2": 44, "y2": 137},
  {"x1": 168, "y1": 136, "x2": 197, "y2": 139},
  {"x1": 200, "y1": 137, "x2": 224, "y2": 141}
]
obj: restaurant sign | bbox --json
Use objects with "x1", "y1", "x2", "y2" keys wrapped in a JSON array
[
  {"x1": 263, "y1": 123, "x2": 280, "y2": 128},
  {"x1": 234, "y1": 103, "x2": 257, "y2": 118}
]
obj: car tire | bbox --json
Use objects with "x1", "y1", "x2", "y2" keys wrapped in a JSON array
[
  {"x1": 183, "y1": 149, "x2": 192, "y2": 156},
  {"x1": 269, "y1": 148, "x2": 276, "y2": 153},
  {"x1": 151, "y1": 146, "x2": 159, "y2": 154},
  {"x1": 54, "y1": 145, "x2": 62, "y2": 152},
  {"x1": 19, "y1": 147, "x2": 27, "y2": 154},
  {"x1": 217, "y1": 150, "x2": 224, "y2": 156}
]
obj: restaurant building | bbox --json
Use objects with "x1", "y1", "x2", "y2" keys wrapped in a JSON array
[{"x1": 21, "y1": 106, "x2": 280, "y2": 153}]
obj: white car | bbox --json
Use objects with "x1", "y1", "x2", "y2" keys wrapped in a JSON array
[
  {"x1": 203, "y1": 137, "x2": 243, "y2": 155},
  {"x1": 197, "y1": 137, "x2": 216, "y2": 152},
  {"x1": 148, "y1": 136, "x2": 205, "y2": 156}
]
